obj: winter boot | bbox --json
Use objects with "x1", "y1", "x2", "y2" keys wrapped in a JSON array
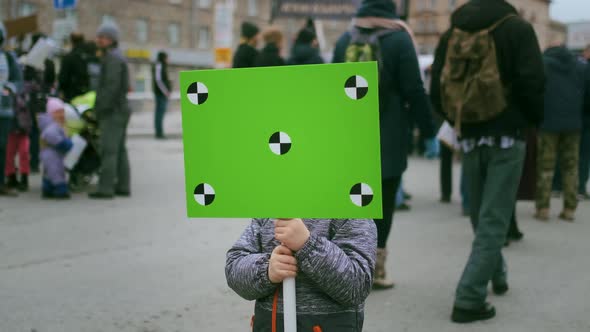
[
  {"x1": 18, "y1": 174, "x2": 29, "y2": 192},
  {"x1": 6, "y1": 174, "x2": 18, "y2": 189},
  {"x1": 373, "y1": 248, "x2": 395, "y2": 290},
  {"x1": 559, "y1": 209, "x2": 575, "y2": 222},
  {"x1": 534, "y1": 208, "x2": 549, "y2": 221}
]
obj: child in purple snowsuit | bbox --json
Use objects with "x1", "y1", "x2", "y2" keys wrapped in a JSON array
[{"x1": 38, "y1": 97, "x2": 72, "y2": 199}]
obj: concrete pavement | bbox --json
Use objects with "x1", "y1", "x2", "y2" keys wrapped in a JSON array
[{"x1": 0, "y1": 137, "x2": 589, "y2": 332}]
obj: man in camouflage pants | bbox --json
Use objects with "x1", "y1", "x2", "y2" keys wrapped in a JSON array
[{"x1": 535, "y1": 44, "x2": 586, "y2": 221}]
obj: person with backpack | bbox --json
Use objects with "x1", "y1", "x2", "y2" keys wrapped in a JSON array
[
  {"x1": 0, "y1": 22, "x2": 23, "y2": 196},
  {"x1": 430, "y1": 0, "x2": 545, "y2": 323},
  {"x1": 58, "y1": 32, "x2": 90, "y2": 102},
  {"x1": 232, "y1": 22, "x2": 260, "y2": 69},
  {"x1": 534, "y1": 42, "x2": 586, "y2": 222},
  {"x1": 332, "y1": 0, "x2": 437, "y2": 290}
]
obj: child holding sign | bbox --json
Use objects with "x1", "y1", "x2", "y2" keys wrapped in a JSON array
[{"x1": 226, "y1": 218, "x2": 376, "y2": 331}]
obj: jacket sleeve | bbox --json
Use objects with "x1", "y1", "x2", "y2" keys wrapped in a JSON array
[
  {"x1": 225, "y1": 219, "x2": 277, "y2": 301},
  {"x1": 41, "y1": 126, "x2": 69, "y2": 148},
  {"x1": 387, "y1": 33, "x2": 435, "y2": 138},
  {"x1": 508, "y1": 20, "x2": 545, "y2": 126},
  {"x1": 331, "y1": 32, "x2": 351, "y2": 64},
  {"x1": 294, "y1": 219, "x2": 377, "y2": 307},
  {"x1": 94, "y1": 53, "x2": 124, "y2": 117},
  {"x1": 430, "y1": 31, "x2": 451, "y2": 121}
]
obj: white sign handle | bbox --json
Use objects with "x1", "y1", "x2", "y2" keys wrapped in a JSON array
[{"x1": 283, "y1": 277, "x2": 297, "y2": 332}]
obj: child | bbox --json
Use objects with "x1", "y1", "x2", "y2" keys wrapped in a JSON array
[
  {"x1": 38, "y1": 97, "x2": 72, "y2": 199},
  {"x1": 226, "y1": 218, "x2": 376, "y2": 331}
]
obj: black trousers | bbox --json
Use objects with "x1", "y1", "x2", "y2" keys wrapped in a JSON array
[
  {"x1": 440, "y1": 143, "x2": 453, "y2": 200},
  {"x1": 374, "y1": 177, "x2": 402, "y2": 249}
]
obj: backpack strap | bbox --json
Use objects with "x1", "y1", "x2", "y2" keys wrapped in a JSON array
[{"x1": 486, "y1": 14, "x2": 518, "y2": 33}]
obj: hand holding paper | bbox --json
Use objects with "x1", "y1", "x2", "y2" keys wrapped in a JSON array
[
  {"x1": 268, "y1": 245, "x2": 298, "y2": 284},
  {"x1": 275, "y1": 218, "x2": 310, "y2": 251}
]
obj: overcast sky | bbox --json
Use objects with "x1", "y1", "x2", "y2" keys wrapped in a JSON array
[{"x1": 550, "y1": 0, "x2": 590, "y2": 23}]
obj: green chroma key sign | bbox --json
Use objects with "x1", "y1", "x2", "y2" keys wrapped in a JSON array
[{"x1": 180, "y1": 62, "x2": 382, "y2": 219}]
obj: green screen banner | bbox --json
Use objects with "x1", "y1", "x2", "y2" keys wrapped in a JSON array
[{"x1": 180, "y1": 62, "x2": 382, "y2": 219}]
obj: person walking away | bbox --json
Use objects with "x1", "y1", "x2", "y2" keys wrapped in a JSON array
[
  {"x1": 39, "y1": 97, "x2": 72, "y2": 199},
  {"x1": 431, "y1": 0, "x2": 545, "y2": 323},
  {"x1": 58, "y1": 32, "x2": 90, "y2": 102},
  {"x1": 232, "y1": 22, "x2": 260, "y2": 68},
  {"x1": 88, "y1": 22, "x2": 131, "y2": 199},
  {"x1": 226, "y1": 218, "x2": 376, "y2": 331},
  {"x1": 0, "y1": 22, "x2": 23, "y2": 196},
  {"x1": 254, "y1": 27, "x2": 286, "y2": 67},
  {"x1": 578, "y1": 45, "x2": 590, "y2": 199},
  {"x1": 534, "y1": 43, "x2": 586, "y2": 222},
  {"x1": 287, "y1": 27, "x2": 324, "y2": 65},
  {"x1": 152, "y1": 51, "x2": 171, "y2": 139},
  {"x1": 332, "y1": 0, "x2": 437, "y2": 289}
]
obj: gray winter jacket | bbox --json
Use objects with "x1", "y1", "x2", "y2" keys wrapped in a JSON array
[
  {"x1": 0, "y1": 23, "x2": 23, "y2": 119},
  {"x1": 226, "y1": 218, "x2": 376, "y2": 331},
  {"x1": 94, "y1": 47, "x2": 130, "y2": 120}
]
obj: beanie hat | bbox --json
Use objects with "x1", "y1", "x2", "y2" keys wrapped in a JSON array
[
  {"x1": 241, "y1": 22, "x2": 260, "y2": 39},
  {"x1": 356, "y1": 0, "x2": 398, "y2": 19},
  {"x1": 295, "y1": 28, "x2": 316, "y2": 45},
  {"x1": 97, "y1": 22, "x2": 120, "y2": 42},
  {"x1": 47, "y1": 97, "x2": 65, "y2": 115}
]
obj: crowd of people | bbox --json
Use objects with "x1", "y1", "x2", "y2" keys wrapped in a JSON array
[
  {"x1": 226, "y1": 0, "x2": 590, "y2": 330},
  {"x1": 0, "y1": 21, "x2": 131, "y2": 200}
]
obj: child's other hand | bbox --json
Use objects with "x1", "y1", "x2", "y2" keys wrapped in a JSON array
[
  {"x1": 268, "y1": 245, "x2": 298, "y2": 284},
  {"x1": 275, "y1": 218, "x2": 310, "y2": 252}
]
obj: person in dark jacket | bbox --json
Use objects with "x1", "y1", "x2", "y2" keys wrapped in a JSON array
[
  {"x1": 59, "y1": 32, "x2": 90, "y2": 102},
  {"x1": 578, "y1": 46, "x2": 590, "y2": 199},
  {"x1": 152, "y1": 51, "x2": 171, "y2": 139},
  {"x1": 232, "y1": 22, "x2": 260, "y2": 69},
  {"x1": 430, "y1": 0, "x2": 545, "y2": 323},
  {"x1": 287, "y1": 27, "x2": 324, "y2": 65},
  {"x1": 253, "y1": 27, "x2": 285, "y2": 67},
  {"x1": 535, "y1": 44, "x2": 586, "y2": 221},
  {"x1": 88, "y1": 22, "x2": 131, "y2": 199},
  {"x1": 332, "y1": 0, "x2": 437, "y2": 289},
  {"x1": 226, "y1": 218, "x2": 376, "y2": 331}
]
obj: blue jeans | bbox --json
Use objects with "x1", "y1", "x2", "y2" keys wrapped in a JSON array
[{"x1": 154, "y1": 94, "x2": 168, "y2": 138}]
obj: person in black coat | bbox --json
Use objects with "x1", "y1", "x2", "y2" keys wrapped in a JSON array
[
  {"x1": 59, "y1": 33, "x2": 90, "y2": 102},
  {"x1": 332, "y1": 0, "x2": 437, "y2": 290},
  {"x1": 232, "y1": 22, "x2": 260, "y2": 69},
  {"x1": 287, "y1": 27, "x2": 324, "y2": 65},
  {"x1": 152, "y1": 51, "x2": 172, "y2": 139},
  {"x1": 253, "y1": 27, "x2": 285, "y2": 67}
]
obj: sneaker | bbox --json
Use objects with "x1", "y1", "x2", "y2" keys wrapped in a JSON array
[
  {"x1": 0, "y1": 185, "x2": 18, "y2": 197},
  {"x1": 440, "y1": 196, "x2": 451, "y2": 203},
  {"x1": 18, "y1": 174, "x2": 29, "y2": 192},
  {"x1": 88, "y1": 192, "x2": 114, "y2": 199},
  {"x1": 5, "y1": 174, "x2": 18, "y2": 189},
  {"x1": 403, "y1": 191, "x2": 412, "y2": 201},
  {"x1": 115, "y1": 190, "x2": 131, "y2": 197},
  {"x1": 492, "y1": 282, "x2": 509, "y2": 296},
  {"x1": 451, "y1": 303, "x2": 496, "y2": 323}
]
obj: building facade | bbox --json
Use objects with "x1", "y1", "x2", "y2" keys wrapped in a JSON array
[{"x1": 408, "y1": 0, "x2": 555, "y2": 54}]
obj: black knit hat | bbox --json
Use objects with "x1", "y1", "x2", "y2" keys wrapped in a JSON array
[
  {"x1": 241, "y1": 22, "x2": 260, "y2": 39},
  {"x1": 356, "y1": 0, "x2": 398, "y2": 19}
]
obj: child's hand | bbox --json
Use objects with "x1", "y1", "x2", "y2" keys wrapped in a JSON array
[
  {"x1": 275, "y1": 218, "x2": 310, "y2": 252},
  {"x1": 268, "y1": 245, "x2": 298, "y2": 284}
]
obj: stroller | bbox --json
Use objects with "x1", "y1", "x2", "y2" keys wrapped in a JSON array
[{"x1": 64, "y1": 92, "x2": 101, "y2": 191}]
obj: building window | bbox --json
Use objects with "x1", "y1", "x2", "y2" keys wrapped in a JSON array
[
  {"x1": 19, "y1": 2, "x2": 37, "y2": 16},
  {"x1": 199, "y1": 0, "x2": 212, "y2": 8},
  {"x1": 136, "y1": 19, "x2": 148, "y2": 43},
  {"x1": 198, "y1": 26, "x2": 210, "y2": 50},
  {"x1": 248, "y1": 0, "x2": 258, "y2": 17},
  {"x1": 168, "y1": 23, "x2": 181, "y2": 47},
  {"x1": 102, "y1": 15, "x2": 116, "y2": 25}
]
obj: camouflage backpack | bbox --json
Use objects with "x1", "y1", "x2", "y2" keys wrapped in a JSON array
[
  {"x1": 440, "y1": 15, "x2": 516, "y2": 131},
  {"x1": 345, "y1": 27, "x2": 398, "y2": 65}
]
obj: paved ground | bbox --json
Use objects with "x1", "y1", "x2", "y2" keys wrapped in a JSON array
[{"x1": 1, "y1": 121, "x2": 589, "y2": 331}]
